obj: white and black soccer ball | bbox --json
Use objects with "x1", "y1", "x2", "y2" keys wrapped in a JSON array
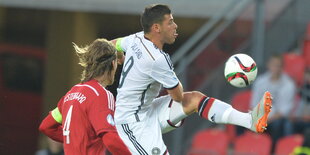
[{"x1": 224, "y1": 53, "x2": 257, "y2": 88}]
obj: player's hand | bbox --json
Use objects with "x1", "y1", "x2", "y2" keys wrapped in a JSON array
[{"x1": 117, "y1": 52, "x2": 125, "y2": 65}]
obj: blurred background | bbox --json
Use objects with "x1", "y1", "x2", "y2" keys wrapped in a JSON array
[{"x1": 0, "y1": 0, "x2": 309, "y2": 154}]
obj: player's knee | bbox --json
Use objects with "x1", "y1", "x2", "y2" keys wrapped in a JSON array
[
  {"x1": 191, "y1": 91, "x2": 205, "y2": 99},
  {"x1": 182, "y1": 91, "x2": 206, "y2": 113},
  {"x1": 185, "y1": 91, "x2": 205, "y2": 101}
]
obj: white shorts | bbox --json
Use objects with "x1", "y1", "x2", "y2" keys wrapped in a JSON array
[{"x1": 115, "y1": 95, "x2": 184, "y2": 155}]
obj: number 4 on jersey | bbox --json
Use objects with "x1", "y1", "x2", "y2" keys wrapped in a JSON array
[{"x1": 63, "y1": 105, "x2": 73, "y2": 144}]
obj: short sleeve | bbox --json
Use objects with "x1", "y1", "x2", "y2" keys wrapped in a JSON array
[
  {"x1": 115, "y1": 38, "x2": 125, "y2": 51},
  {"x1": 115, "y1": 35, "x2": 133, "y2": 52},
  {"x1": 150, "y1": 54, "x2": 179, "y2": 89},
  {"x1": 88, "y1": 92, "x2": 116, "y2": 136}
]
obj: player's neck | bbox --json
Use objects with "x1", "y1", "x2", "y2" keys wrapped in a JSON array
[
  {"x1": 144, "y1": 33, "x2": 163, "y2": 50},
  {"x1": 94, "y1": 76, "x2": 109, "y2": 88}
]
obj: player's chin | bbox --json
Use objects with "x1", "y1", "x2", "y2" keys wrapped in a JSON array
[{"x1": 167, "y1": 38, "x2": 176, "y2": 44}]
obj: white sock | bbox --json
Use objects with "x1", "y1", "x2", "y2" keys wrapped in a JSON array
[{"x1": 208, "y1": 99, "x2": 251, "y2": 129}]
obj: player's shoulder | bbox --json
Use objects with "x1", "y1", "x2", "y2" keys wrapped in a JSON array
[
  {"x1": 124, "y1": 31, "x2": 144, "y2": 42},
  {"x1": 153, "y1": 51, "x2": 173, "y2": 69},
  {"x1": 134, "y1": 32, "x2": 159, "y2": 52},
  {"x1": 156, "y1": 50, "x2": 171, "y2": 60},
  {"x1": 130, "y1": 32, "x2": 172, "y2": 64},
  {"x1": 73, "y1": 80, "x2": 115, "y2": 103},
  {"x1": 72, "y1": 80, "x2": 104, "y2": 97}
]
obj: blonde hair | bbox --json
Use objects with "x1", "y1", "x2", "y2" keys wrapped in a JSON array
[{"x1": 73, "y1": 38, "x2": 117, "y2": 83}]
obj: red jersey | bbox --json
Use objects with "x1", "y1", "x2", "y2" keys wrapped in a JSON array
[{"x1": 58, "y1": 79, "x2": 116, "y2": 155}]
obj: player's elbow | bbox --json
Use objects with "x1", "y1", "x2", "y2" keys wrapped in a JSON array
[
  {"x1": 38, "y1": 122, "x2": 47, "y2": 134},
  {"x1": 38, "y1": 114, "x2": 58, "y2": 135},
  {"x1": 167, "y1": 83, "x2": 184, "y2": 102}
]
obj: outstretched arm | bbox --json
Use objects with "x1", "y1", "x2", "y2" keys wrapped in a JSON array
[
  {"x1": 101, "y1": 131, "x2": 131, "y2": 155},
  {"x1": 39, "y1": 107, "x2": 63, "y2": 143}
]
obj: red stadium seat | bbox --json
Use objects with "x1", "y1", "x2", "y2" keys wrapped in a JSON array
[
  {"x1": 187, "y1": 128, "x2": 230, "y2": 155},
  {"x1": 274, "y1": 134, "x2": 304, "y2": 155},
  {"x1": 283, "y1": 53, "x2": 306, "y2": 87},
  {"x1": 305, "y1": 22, "x2": 310, "y2": 39},
  {"x1": 226, "y1": 90, "x2": 252, "y2": 141},
  {"x1": 303, "y1": 40, "x2": 310, "y2": 68},
  {"x1": 231, "y1": 90, "x2": 252, "y2": 112},
  {"x1": 233, "y1": 131, "x2": 272, "y2": 155}
]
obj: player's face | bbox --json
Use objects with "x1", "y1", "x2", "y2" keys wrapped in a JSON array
[
  {"x1": 268, "y1": 57, "x2": 283, "y2": 76},
  {"x1": 160, "y1": 14, "x2": 178, "y2": 44}
]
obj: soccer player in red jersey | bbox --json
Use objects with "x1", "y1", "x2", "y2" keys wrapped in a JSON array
[{"x1": 39, "y1": 38, "x2": 131, "y2": 155}]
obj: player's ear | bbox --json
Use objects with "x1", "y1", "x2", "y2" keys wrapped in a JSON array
[
  {"x1": 112, "y1": 59, "x2": 117, "y2": 69},
  {"x1": 153, "y1": 23, "x2": 161, "y2": 33}
]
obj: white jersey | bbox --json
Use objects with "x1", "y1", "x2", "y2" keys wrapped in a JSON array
[{"x1": 114, "y1": 32, "x2": 179, "y2": 124}]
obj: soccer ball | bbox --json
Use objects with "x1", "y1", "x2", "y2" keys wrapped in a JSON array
[{"x1": 224, "y1": 53, "x2": 257, "y2": 88}]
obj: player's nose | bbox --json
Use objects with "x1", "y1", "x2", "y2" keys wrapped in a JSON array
[{"x1": 175, "y1": 23, "x2": 178, "y2": 29}]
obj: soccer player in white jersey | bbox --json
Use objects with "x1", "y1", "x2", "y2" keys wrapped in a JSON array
[{"x1": 112, "y1": 4, "x2": 273, "y2": 155}]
